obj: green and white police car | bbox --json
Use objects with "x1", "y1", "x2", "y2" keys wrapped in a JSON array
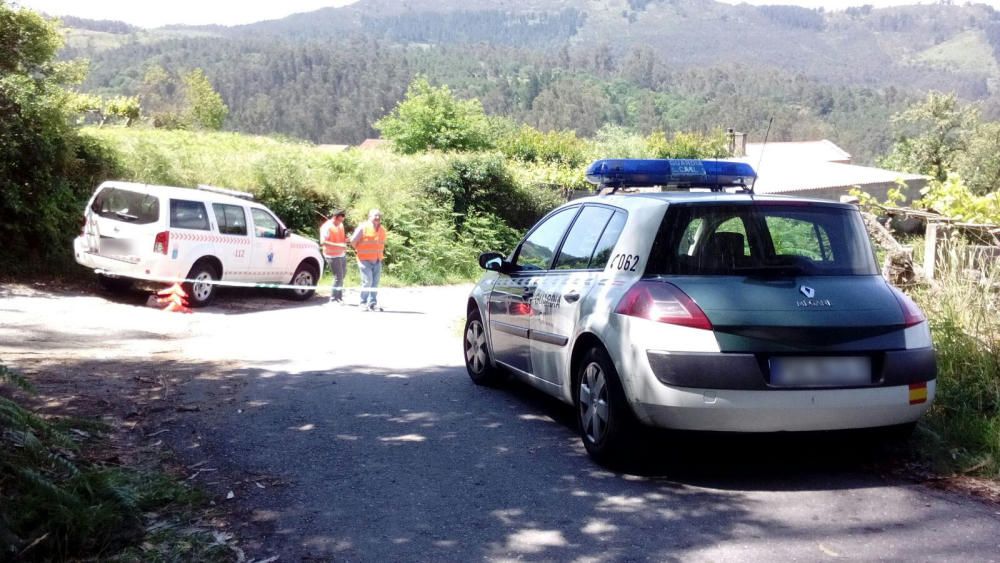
[{"x1": 463, "y1": 159, "x2": 935, "y2": 464}]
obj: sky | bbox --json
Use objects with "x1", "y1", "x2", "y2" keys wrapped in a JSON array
[{"x1": 13, "y1": 0, "x2": 1000, "y2": 28}]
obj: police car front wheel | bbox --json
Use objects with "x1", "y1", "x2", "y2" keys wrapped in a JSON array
[{"x1": 464, "y1": 309, "x2": 505, "y2": 386}]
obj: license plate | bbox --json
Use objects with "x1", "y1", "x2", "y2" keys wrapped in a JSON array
[
  {"x1": 99, "y1": 238, "x2": 140, "y2": 263},
  {"x1": 769, "y1": 356, "x2": 871, "y2": 387}
]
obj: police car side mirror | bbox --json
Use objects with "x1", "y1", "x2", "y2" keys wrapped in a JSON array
[
  {"x1": 479, "y1": 251, "x2": 505, "y2": 272},
  {"x1": 281, "y1": 227, "x2": 291, "y2": 239}
]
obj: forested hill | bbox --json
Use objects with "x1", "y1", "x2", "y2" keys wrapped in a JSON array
[{"x1": 62, "y1": 0, "x2": 1000, "y2": 164}]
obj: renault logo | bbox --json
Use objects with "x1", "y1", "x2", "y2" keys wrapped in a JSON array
[{"x1": 800, "y1": 285, "x2": 815, "y2": 298}]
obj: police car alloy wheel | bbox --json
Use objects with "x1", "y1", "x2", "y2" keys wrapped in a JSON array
[
  {"x1": 464, "y1": 308, "x2": 505, "y2": 386},
  {"x1": 576, "y1": 347, "x2": 635, "y2": 463}
]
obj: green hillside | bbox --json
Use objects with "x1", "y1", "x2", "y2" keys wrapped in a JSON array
[
  {"x1": 916, "y1": 30, "x2": 1000, "y2": 77},
  {"x1": 57, "y1": 0, "x2": 1000, "y2": 165}
]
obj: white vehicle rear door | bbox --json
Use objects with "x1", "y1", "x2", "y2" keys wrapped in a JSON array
[
  {"x1": 85, "y1": 186, "x2": 161, "y2": 262},
  {"x1": 211, "y1": 202, "x2": 252, "y2": 278}
]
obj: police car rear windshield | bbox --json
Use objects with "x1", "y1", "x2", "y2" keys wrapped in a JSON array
[{"x1": 646, "y1": 203, "x2": 879, "y2": 277}]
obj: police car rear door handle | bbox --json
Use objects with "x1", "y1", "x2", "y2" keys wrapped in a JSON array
[{"x1": 563, "y1": 291, "x2": 580, "y2": 303}]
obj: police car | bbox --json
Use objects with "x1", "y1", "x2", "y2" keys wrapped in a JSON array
[
  {"x1": 74, "y1": 181, "x2": 323, "y2": 306},
  {"x1": 463, "y1": 159, "x2": 936, "y2": 464}
]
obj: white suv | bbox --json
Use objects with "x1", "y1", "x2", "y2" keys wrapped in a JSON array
[{"x1": 74, "y1": 181, "x2": 323, "y2": 306}]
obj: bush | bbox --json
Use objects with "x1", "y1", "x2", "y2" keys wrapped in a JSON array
[
  {"x1": 496, "y1": 124, "x2": 588, "y2": 168},
  {"x1": 375, "y1": 76, "x2": 493, "y2": 154},
  {"x1": 253, "y1": 155, "x2": 338, "y2": 235},
  {"x1": 418, "y1": 152, "x2": 542, "y2": 231},
  {"x1": 910, "y1": 242, "x2": 1000, "y2": 476},
  {"x1": 0, "y1": 5, "x2": 121, "y2": 274},
  {"x1": 645, "y1": 130, "x2": 730, "y2": 159}
]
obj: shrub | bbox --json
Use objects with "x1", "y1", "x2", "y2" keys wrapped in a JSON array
[
  {"x1": 253, "y1": 154, "x2": 337, "y2": 234},
  {"x1": 419, "y1": 152, "x2": 541, "y2": 231},
  {"x1": 375, "y1": 76, "x2": 493, "y2": 154},
  {"x1": 645, "y1": 130, "x2": 730, "y2": 159},
  {"x1": 0, "y1": 364, "x2": 204, "y2": 560},
  {"x1": 0, "y1": 4, "x2": 121, "y2": 274},
  {"x1": 496, "y1": 124, "x2": 588, "y2": 168},
  {"x1": 910, "y1": 242, "x2": 1000, "y2": 476}
]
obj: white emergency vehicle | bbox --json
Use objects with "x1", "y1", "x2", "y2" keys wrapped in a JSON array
[{"x1": 74, "y1": 181, "x2": 323, "y2": 306}]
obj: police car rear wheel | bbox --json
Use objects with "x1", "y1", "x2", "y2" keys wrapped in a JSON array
[
  {"x1": 464, "y1": 309, "x2": 505, "y2": 386},
  {"x1": 184, "y1": 262, "x2": 218, "y2": 307},
  {"x1": 288, "y1": 262, "x2": 319, "y2": 301},
  {"x1": 576, "y1": 346, "x2": 637, "y2": 465}
]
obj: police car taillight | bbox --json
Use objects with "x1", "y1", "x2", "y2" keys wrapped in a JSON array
[
  {"x1": 890, "y1": 286, "x2": 925, "y2": 327},
  {"x1": 153, "y1": 231, "x2": 169, "y2": 255},
  {"x1": 615, "y1": 281, "x2": 713, "y2": 330}
]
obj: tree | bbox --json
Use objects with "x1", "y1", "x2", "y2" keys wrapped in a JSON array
[
  {"x1": 646, "y1": 130, "x2": 729, "y2": 159},
  {"x1": 955, "y1": 122, "x2": 1000, "y2": 196},
  {"x1": 0, "y1": 2, "x2": 118, "y2": 271},
  {"x1": 374, "y1": 76, "x2": 492, "y2": 154},
  {"x1": 68, "y1": 92, "x2": 140, "y2": 126},
  {"x1": 183, "y1": 68, "x2": 228, "y2": 130},
  {"x1": 880, "y1": 92, "x2": 977, "y2": 182}
]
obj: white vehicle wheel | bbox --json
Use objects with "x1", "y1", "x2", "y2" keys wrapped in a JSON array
[
  {"x1": 287, "y1": 262, "x2": 318, "y2": 301},
  {"x1": 184, "y1": 262, "x2": 218, "y2": 307}
]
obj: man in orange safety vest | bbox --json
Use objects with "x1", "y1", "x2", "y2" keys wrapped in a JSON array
[
  {"x1": 319, "y1": 209, "x2": 347, "y2": 303},
  {"x1": 350, "y1": 208, "x2": 387, "y2": 311}
]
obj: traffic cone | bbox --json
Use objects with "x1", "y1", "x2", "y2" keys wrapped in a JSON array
[{"x1": 156, "y1": 283, "x2": 192, "y2": 313}]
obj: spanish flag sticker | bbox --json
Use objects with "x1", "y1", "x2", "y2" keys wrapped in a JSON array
[{"x1": 909, "y1": 382, "x2": 928, "y2": 405}]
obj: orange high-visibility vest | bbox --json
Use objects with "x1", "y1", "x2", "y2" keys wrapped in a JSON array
[
  {"x1": 321, "y1": 220, "x2": 346, "y2": 258},
  {"x1": 354, "y1": 222, "x2": 386, "y2": 261}
]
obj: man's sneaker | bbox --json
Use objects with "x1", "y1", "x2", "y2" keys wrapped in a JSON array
[{"x1": 367, "y1": 302, "x2": 377, "y2": 311}]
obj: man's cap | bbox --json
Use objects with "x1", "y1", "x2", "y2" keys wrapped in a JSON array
[{"x1": 331, "y1": 209, "x2": 346, "y2": 217}]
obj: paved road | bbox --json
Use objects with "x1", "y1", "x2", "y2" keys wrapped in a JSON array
[{"x1": 3, "y1": 283, "x2": 999, "y2": 562}]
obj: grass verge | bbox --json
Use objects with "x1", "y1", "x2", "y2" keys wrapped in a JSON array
[
  {"x1": 908, "y1": 242, "x2": 1000, "y2": 478},
  {"x1": 0, "y1": 363, "x2": 231, "y2": 561}
]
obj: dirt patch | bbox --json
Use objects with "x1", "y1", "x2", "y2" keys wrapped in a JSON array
[{"x1": 0, "y1": 282, "x2": 253, "y2": 559}]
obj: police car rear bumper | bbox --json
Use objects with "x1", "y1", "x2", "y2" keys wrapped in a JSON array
[{"x1": 631, "y1": 381, "x2": 934, "y2": 432}]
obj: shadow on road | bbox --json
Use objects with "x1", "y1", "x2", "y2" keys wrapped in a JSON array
[{"x1": 158, "y1": 361, "x2": 952, "y2": 562}]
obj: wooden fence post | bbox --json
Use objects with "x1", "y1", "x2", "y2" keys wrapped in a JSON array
[{"x1": 923, "y1": 222, "x2": 938, "y2": 281}]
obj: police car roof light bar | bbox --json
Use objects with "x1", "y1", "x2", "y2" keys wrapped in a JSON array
[
  {"x1": 196, "y1": 184, "x2": 255, "y2": 200},
  {"x1": 585, "y1": 159, "x2": 757, "y2": 194}
]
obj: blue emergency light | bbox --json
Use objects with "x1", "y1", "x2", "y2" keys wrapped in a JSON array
[{"x1": 585, "y1": 159, "x2": 757, "y2": 192}]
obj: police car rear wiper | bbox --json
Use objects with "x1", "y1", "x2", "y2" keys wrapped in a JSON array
[{"x1": 114, "y1": 211, "x2": 139, "y2": 221}]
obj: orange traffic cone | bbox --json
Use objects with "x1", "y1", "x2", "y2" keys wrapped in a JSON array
[{"x1": 156, "y1": 283, "x2": 192, "y2": 313}]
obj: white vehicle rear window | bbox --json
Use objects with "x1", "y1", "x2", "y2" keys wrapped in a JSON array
[
  {"x1": 213, "y1": 203, "x2": 248, "y2": 236},
  {"x1": 90, "y1": 187, "x2": 159, "y2": 225},
  {"x1": 170, "y1": 199, "x2": 211, "y2": 231}
]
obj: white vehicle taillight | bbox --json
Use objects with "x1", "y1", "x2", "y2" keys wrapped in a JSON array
[
  {"x1": 890, "y1": 286, "x2": 925, "y2": 327},
  {"x1": 615, "y1": 281, "x2": 713, "y2": 330},
  {"x1": 153, "y1": 231, "x2": 169, "y2": 255}
]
